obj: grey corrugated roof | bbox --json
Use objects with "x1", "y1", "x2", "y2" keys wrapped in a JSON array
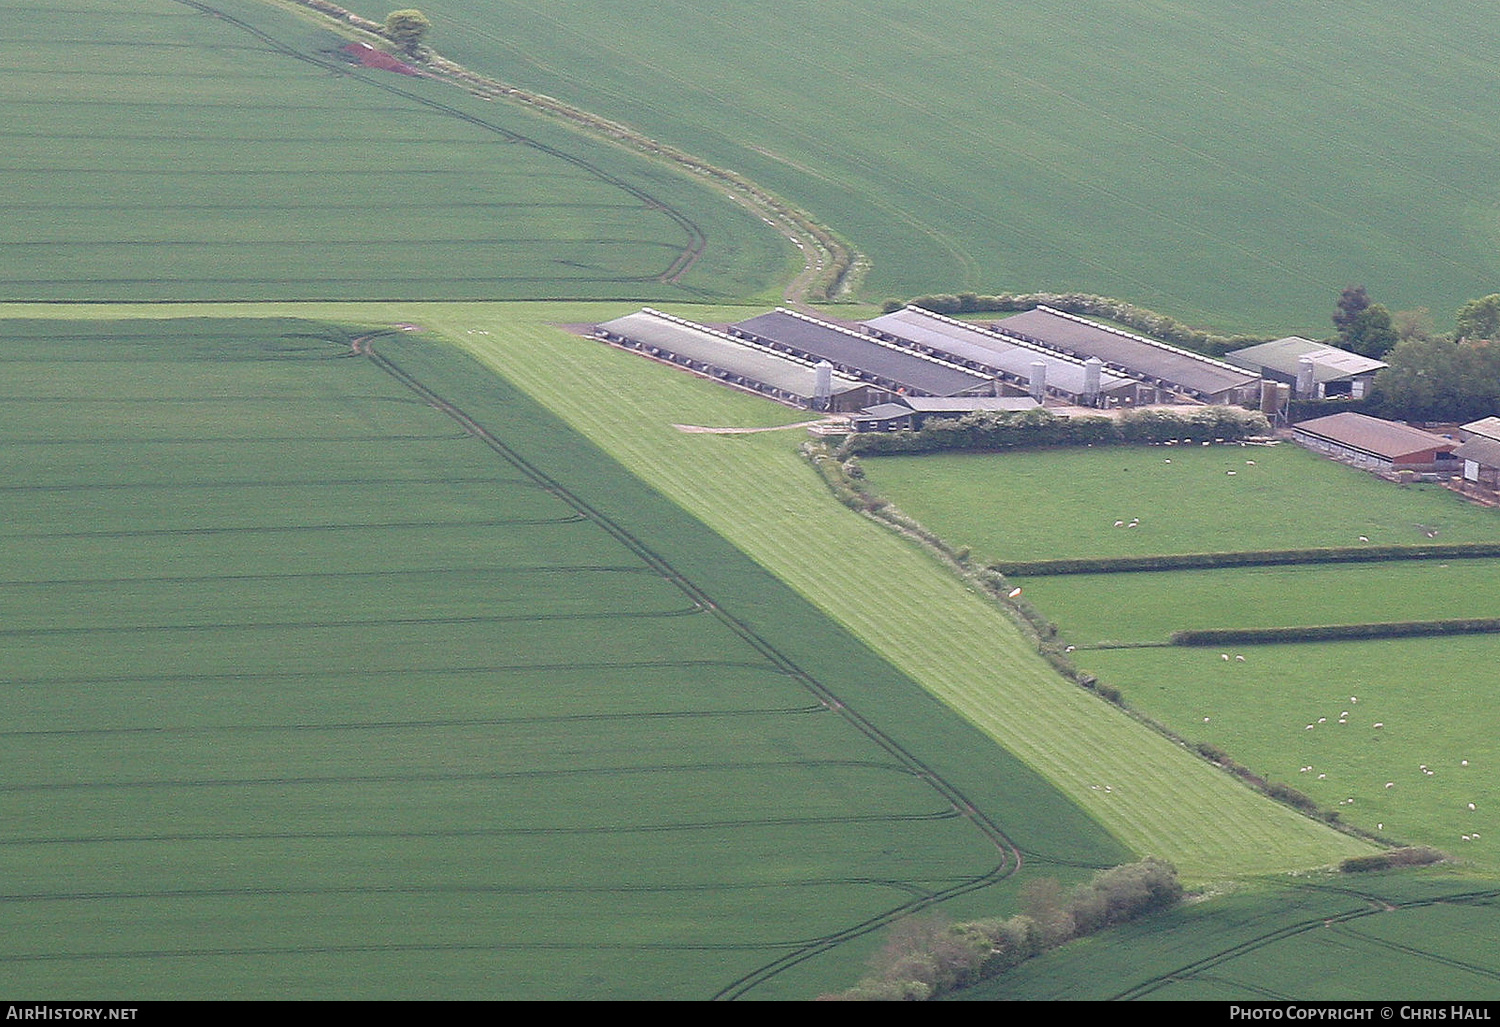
[
  {"x1": 897, "y1": 396, "x2": 1040, "y2": 413},
  {"x1": 597, "y1": 309, "x2": 863, "y2": 400},
  {"x1": 1293, "y1": 412, "x2": 1455, "y2": 460},
  {"x1": 1225, "y1": 337, "x2": 1386, "y2": 382},
  {"x1": 732, "y1": 308, "x2": 992, "y2": 397},
  {"x1": 997, "y1": 307, "x2": 1258, "y2": 397},
  {"x1": 854, "y1": 403, "x2": 916, "y2": 419},
  {"x1": 863, "y1": 306, "x2": 1138, "y2": 397},
  {"x1": 1455, "y1": 436, "x2": 1500, "y2": 467}
]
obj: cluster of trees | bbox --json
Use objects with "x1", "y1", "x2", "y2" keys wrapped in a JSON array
[
  {"x1": 825, "y1": 860, "x2": 1183, "y2": 1001},
  {"x1": 1338, "y1": 288, "x2": 1500, "y2": 422}
]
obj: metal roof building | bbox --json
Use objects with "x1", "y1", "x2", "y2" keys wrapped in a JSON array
[
  {"x1": 1224, "y1": 337, "x2": 1386, "y2": 399},
  {"x1": 861, "y1": 306, "x2": 1151, "y2": 406},
  {"x1": 596, "y1": 308, "x2": 871, "y2": 410},
  {"x1": 851, "y1": 395, "x2": 1040, "y2": 432},
  {"x1": 1292, "y1": 412, "x2": 1458, "y2": 472},
  {"x1": 730, "y1": 308, "x2": 995, "y2": 398},
  {"x1": 996, "y1": 306, "x2": 1261, "y2": 403}
]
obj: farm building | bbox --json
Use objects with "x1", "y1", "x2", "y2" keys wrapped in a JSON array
[
  {"x1": 1292, "y1": 412, "x2": 1459, "y2": 473},
  {"x1": 995, "y1": 306, "x2": 1261, "y2": 405},
  {"x1": 862, "y1": 305, "x2": 1156, "y2": 406},
  {"x1": 1454, "y1": 417, "x2": 1500, "y2": 488},
  {"x1": 595, "y1": 308, "x2": 875, "y2": 411},
  {"x1": 851, "y1": 395, "x2": 1041, "y2": 432},
  {"x1": 1224, "y1": 337, "x2": 1385, "y2": 399},
  {"x1": 730, "y1": 308, "x2": 997, "y2": 398}
]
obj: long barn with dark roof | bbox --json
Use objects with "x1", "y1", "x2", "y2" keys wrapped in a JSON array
[
  {"x1": 730, "y1": 308, "x2": 996, "y2": 398},
  {"x1": 996, "y1": 306, "x2": 1260, "y2": 404}
]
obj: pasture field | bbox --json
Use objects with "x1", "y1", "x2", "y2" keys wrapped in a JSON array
[
  {"x1": 0, "y1": 0, "x2": 787, "y2": 302},
  {"x1": 855, "y1": 440, "x2": 1500, "y2": 872},
  {"x1": 1018, "y1": 560, "x2": 1500, "y2": 647},
  {"x1": 1076, "y1": 639, "x2": 1500, "y2": 868},
  {"x1": 388, "y1": 0, "x2": 1500, "y2": 331},
  {"x1": 958, "y1": 871, "x2": 1500, "y2": 1000},
  {"x1": 857, "y1": 442, "x2": 1498, "y2": 566},
  {"x1": 0, "y1": 316, "x2": 1135, "y2": 1000}
]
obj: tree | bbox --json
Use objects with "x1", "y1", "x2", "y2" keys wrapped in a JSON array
[
  {"x1": 1368, "y1": 336, "x2": 1500, "y2": 421},
  {"x1": 1333, "y1": 285, "x2": 1371, "y2": 338},
  {"x1": 1344, "y1": 302, "x2": 1399, "y2": 359},
  {"x1": 1455, "y1": 294, "x2": 1500, "y2": 342},
  {"x1": 384, "y1": 9, "x2": 431, "y2": 53}
]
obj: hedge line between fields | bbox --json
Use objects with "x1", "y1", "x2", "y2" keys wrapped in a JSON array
[
  {"x1": 991, "y1": 542, "x2": 1500, "y2": 577},
  {"x1": 839, "y1": 407, "x2": 1271, "y2": 458},
  {"x1": 1171, "y1": 618, "x2": 1500, "y2": 646},
  {"x1": 885, "y1": 290, "x2": 1278, "y2": 357}
]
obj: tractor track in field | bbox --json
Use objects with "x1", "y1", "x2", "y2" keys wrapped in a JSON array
[
  {"x1": 170, "y1": 0, "x2": 709, "y2": 291},
  {"x1": 1110, "y1": 884, "x2": 1500, "y2": 1000},
  {"x1": 352, "y1": 331, "x2": 1025, "y2": 999},
  {"x1": 254, "y1": 0, "x2": 862, "y2": 302}
]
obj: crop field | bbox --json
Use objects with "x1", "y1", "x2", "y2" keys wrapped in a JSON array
[
  {"x1": 855, "y1": 440, "x2": 1500, "y2": 871},
  {"x1": 0, "y1": 0, "x2": 787, "y2": 302},
  {"x1": 390, "y1": 0, "x2": 1500, "y2": 331},
  {"x1": 0, "y1": 315, "x2": 1143, "y2": 1000},
  {"x1": 959, "y1": 872, "x2": 1500, "y2": 1000}
]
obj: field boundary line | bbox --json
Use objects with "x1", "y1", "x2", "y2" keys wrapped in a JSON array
[
  {"x1": 255, "y1": 0, "x2": 862, "y2": 303},
  {"x1": 355, "y1": 332, "x2": 1025, "y2": 998},
  {"x1": 167, "y1": 0, "x2": 708, "y2": 292}
]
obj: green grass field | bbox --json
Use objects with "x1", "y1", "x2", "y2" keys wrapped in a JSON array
[
  {"x1": 387, "y1": 0, "x2": 1500, "y2": 332},
  {"x1": 856, "y1": 439, "x2": 1500, "y2": 873},
  {"x1": 858, "y1": 442, "x2": 1498, "y2": 566},
  {"x1": 1017, "y1": 560, "x2": 1500, "y2": 646},
  {"x1": 0, "y1": 0, "x2": 787, "y2": 302},
  {"x1": 0, "y1": 315, "x2": 1140, "y2": 999},
  {"x1": 1077, "y1": 638, "x2": 1499, "y2": 865}
]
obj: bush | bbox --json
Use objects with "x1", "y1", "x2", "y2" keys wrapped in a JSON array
[{"x1": 1340, "y1": 847, "x2": 1445, "y2": 872}]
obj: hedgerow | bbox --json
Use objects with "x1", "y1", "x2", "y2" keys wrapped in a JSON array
[
  {"x1": 1340, "y1": 847, "x2": 1445, "y2": 872},
  {"x1": 884, "y1": 291, "x2": 1276, "y2": 356},
  {"x1": 1170, "y1": 618, "x2": 1500, "y2": 646},
  {"x1": 838, "y1": 406, "x2": 1270, "y2": 458},
  {"x1": 989, "y1": 542, "x2": 1500, "y2": 577},
  {"x1": 823, "y1": 860, "x2": 1184, "y2": 1001}
]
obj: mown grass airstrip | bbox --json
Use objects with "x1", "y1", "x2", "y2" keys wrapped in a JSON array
[
  {"x1": 0, "y1": 0, "x2": 787, "y2": 302},
  {"x1": 0, "y1": 315, "x2": 1135, "y2": 999}
]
